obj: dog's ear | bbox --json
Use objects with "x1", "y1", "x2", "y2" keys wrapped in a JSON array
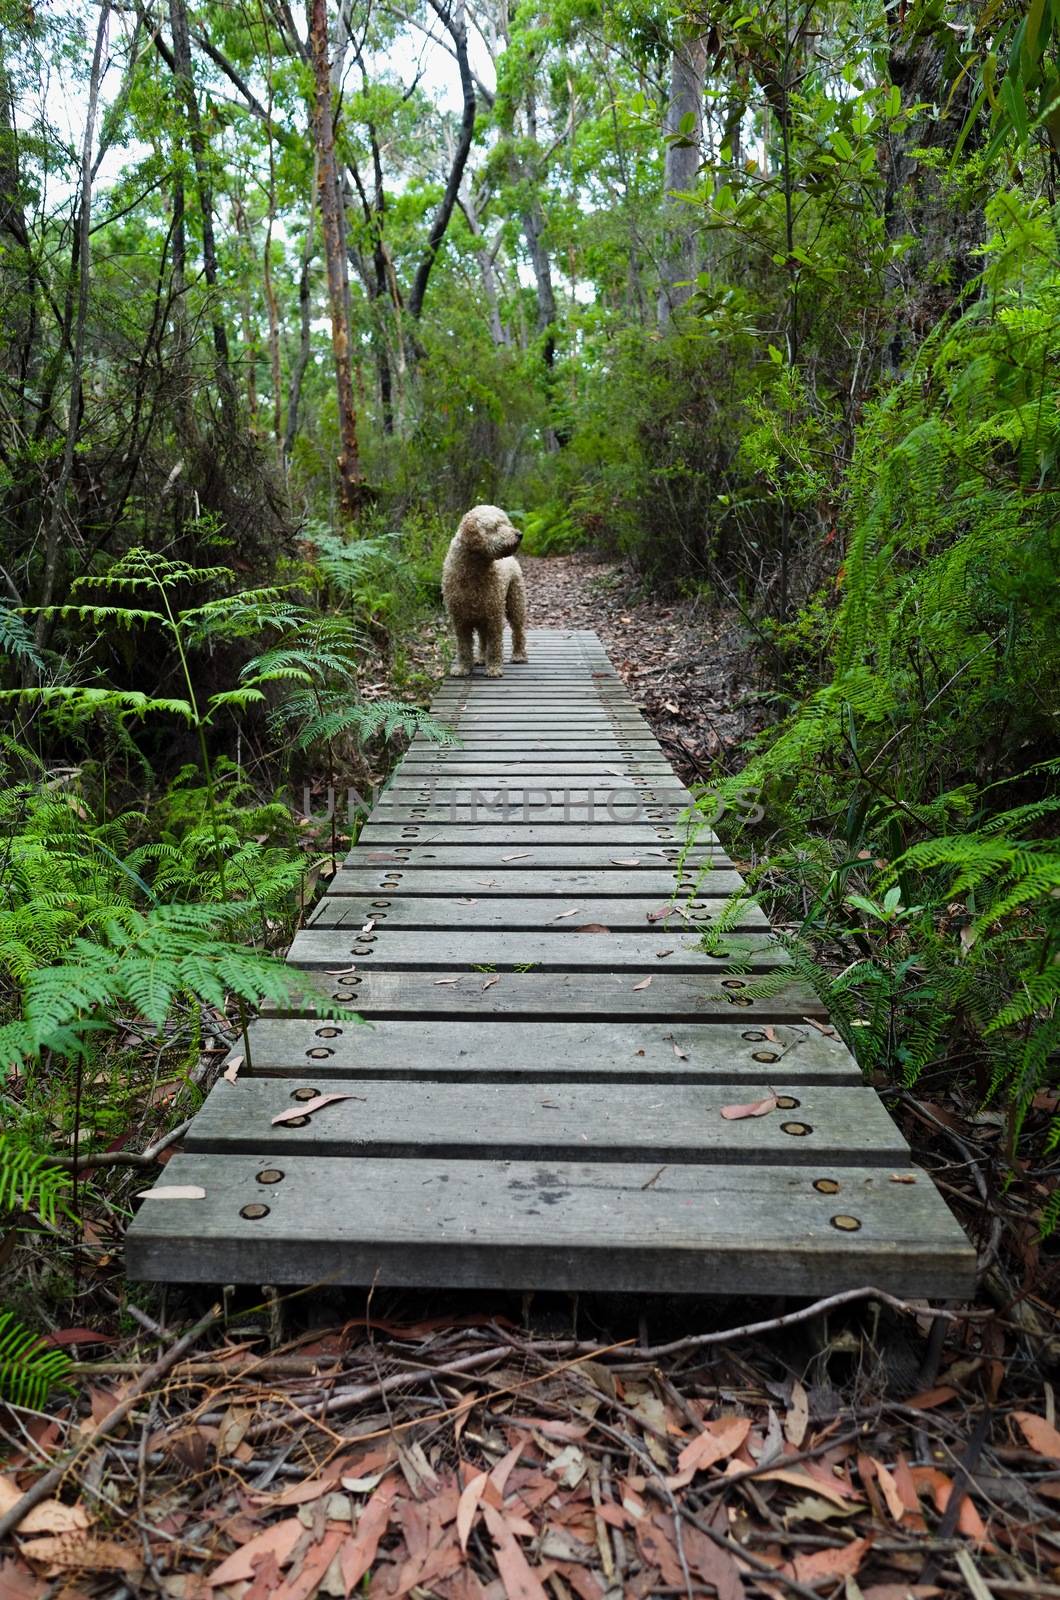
[{"x1": 457, "y1": 507, "x2": 487, "y2": 551}]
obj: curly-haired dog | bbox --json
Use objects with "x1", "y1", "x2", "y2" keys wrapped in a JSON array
[{"x1": 442, "y1": 504, "x2": 528, "y2": 678}]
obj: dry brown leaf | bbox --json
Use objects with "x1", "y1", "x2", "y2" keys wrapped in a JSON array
[
  {"x1": 434, "y1": 977, "x2": 461, "y2": 986},
  {"x1": 0, "y1": 1556, "x2": 45, "y2": 1600},
  {"x1": 482, "y1": 975, "x2": 500, "y2": 991},
  {"x1": 874, "y1": 1460, "x2": 907, "y2": 1523},
  {"x1": 270, "y1": 1525, "x2": 345, "y2": 1600},
  {"x1": 801, "y1": 1016, "x2": 836, "y2": 1035},
  {"x1": 666, "y1": 1035, "x2": 689, "y2": 1060},
  {"x1": 548, "y1": 908, "x2": 583, "y2": 922},
  {"x1": 0, "y1": 1478, "x2": 88, "y2": 1536},
  {"x1": 632, "y1": 976, "x2": 652, "y2": 990},
  {"x1": 611, "y1": 857, "x2": 642, "y2": 866},
  {"x1": 904, "y1": 1386, "x2": 958, "y2": 1410},
  {"x1": 784, "y1": 1380, "x2": 809, "y2": 1448},
  {"x1": 793, "y1": 1536, "x2": 872, "y2": 1581},
  {"x1": 720, "y1": 1094, "x2": 778, "y2": 1121},
  {"x1": 575, "y1": 923, "x2": 610, "y2": 934},
  {"x1": 19, "y1": 1535, "x2": 140, "y2": 1577},
  {"x1": 482, "y1": 1503, "x2": 549, "y2": 1600},
  {"x1": 756, "y1": 1469, "x2": 864, "y2": 1509},
  {"x1": 457, "y1": 1470, "x2": 489, "y2": 1553},
  {"x1": 205, "y1": 1520, "x2": 304, "y2": 1586},
  {"x1": 339, "y1": 1482, "x2": 395, "y2": 1592},
  {"x1": 889, "y1": 1172, "x2": 917, "y2": 1183},
  {"x1": 501, "y1": 852, "x2": 532, "y2": 862},
  {"x1": 671, "y1": 1417, "x2": 751, "y2": 1485},
  {"x1": 222, "y1": 1054, "x2": 244, "y2": 1085},
  {"x1": 271, "y1": 1093, "x2": 354, "y2": 1126},
  {"x1": 1012, "y1": 1410, "x2": 1060, "y2": 1461}
]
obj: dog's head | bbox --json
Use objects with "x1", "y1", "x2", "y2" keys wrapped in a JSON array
[{"x1": 456, "y1": 504, "x2": 522, "y2": 560}]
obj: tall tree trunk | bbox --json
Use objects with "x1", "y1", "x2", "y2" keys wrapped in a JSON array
[
  {"x1": 283, "y1": 161, "x2": 317, "y2": 470},
  {"x1": 168, "y1": 0, "x2": 237, "y2": 427},
  {"x1": 407, "y1": 0, "x2": 476, "y2": 319},
  {"x1": 459, "y1": 188, "x2": 508, "y2": 346},
  {"x1": 308, "y1": 0, "x2": 365, "y2": 512},
  {"x1": 35, "y1": 1, "x2": 110, "y2": 649},
  {"x1": 658, "y1": 27, "x2": 708, "y2": 326}
]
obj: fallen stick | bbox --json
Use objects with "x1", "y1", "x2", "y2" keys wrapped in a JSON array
[
  {"x1": 0, "y1": 1302, "x2": 221, "y2": 1541},
  {"x1": 43, "y1": 1118, "x2": 194, "y2": 1173}
]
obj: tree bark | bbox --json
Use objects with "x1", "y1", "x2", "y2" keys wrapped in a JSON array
[
  {"x1": 459, "y1": 187, "x2": 508, "y2": 347},
  {"x1": 168, "y1": 0, "x2": 238, "y2": 427},
  {"x1": 34, "y1": 1, "x2": 110, "y2": 649},
  {"x1": 658, "y1": 27, "x2": 709, "y2": 326},
  {"x1": 407, "y1": 0, "x2": 476, "y2": 320},
  {"x1": 308, "y1": 0, "x2": 365, "y2": 511},
  {"x1": 283, "y1": 160, "x2": 317, "y2": 470}
]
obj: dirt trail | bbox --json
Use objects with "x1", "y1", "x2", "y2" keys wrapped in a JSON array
[{"x1": 521, "y1": 554, "x2": 757, "y2": 783}]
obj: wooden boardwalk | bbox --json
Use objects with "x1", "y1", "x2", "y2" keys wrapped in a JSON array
[{"x1": 127, "y1": 630, "x2": 975, "y2": 1297}]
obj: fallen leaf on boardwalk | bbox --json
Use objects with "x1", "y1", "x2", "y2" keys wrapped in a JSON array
[
  {"x1": 889, "y1": 1173, "x2": 917, "y2": 1183},
  {"x1": 457, "y1": 1470, "x2": 489, "y2": 1552},
  {"x1": 501, "y1": 852, "x2": 532, "y2": 861},
  {"x1": 784, "y1": 1379, "x2": 809, "y2": 1447},
  {"x1": 482, "y1": 1504, "x2": 549, "y2": 1600},
  {"x1": 482, "y1": 975, "x2": 500, "y2": 991},
  {"x1": 359, "y1": 918, "x2": 375, "y2": 935},
  {"x1": 136, "y1": 1185, "x2": 205, "y2": 1200},
  {"x1": 611, "y1": 857, "x2": 641, "y2": 866},
  {"x1": 0, "y1": 1478, "x2": 88, "y2": 1535},
  {"x1": 1012, "y1": 1410, "x2": 1060, "y2": 1460},
  {"x1": 548, "y1": 907, "x2": 583, "y2": 921},
  {"x1": 632, "y1": 976, "x2": 652, "y2": 990},
  {"x1": 793, "y1": 1537, "x2": 872, "y2": 1581},
  {"x1": 655, "y1": 948, "x2": 674, "y2": 957},
  {"x1": 666, "y1": 1035, "x2": 689, "y2": 1060},
  {"x1": 271, "y1": 1094, "x2": 354, "y2": 1126},
  {"x1": 575, "y1": 923, "x2": 610, "y2": 933},
  {"x1": 475, "y1": 879, "x2": 499, "y2": 887},
  {"x1": 647, "y1": 905, "x2": 679, "y2": 921},
  {"x1": 672, "y1": 1416, "x2": 751, "y2": 1484},
  {"x1": 19, "y1": 1535, "x2": 141, "y2": 1576},
  {"x1": 434, "y1": 977, "x2": 461, "y2": 985},
  {"x1": 453, "y1": 898, "x2": 479, "y2": 905},
  {"x1": 222, "y1": 1054, "x2": 244, "y2": 1084},
  {"x1": 326, "y1": 966, "x2": 358, "y2": 977},
  {"x1": 339, "y1": 1482, "x2": 395, "y2": 1592},
  {"x1": 720, "y1": 1095, "x2": 778, "y2": 1120},
  {"x1": 802, "y1": 1016, "x2": 836, "y2": 1035},
  {"x1": 206, "y1": 1518, "x2": 304, "y2": 1586}
]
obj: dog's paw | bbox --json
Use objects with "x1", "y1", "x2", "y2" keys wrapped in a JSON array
[
  {"x1": 450, "y1": 665, "x2": 471, "y2": 678},
  {"x1": 485, "y1": 666, "x2": 504, "y2": 678},
  {"x1": 510, "y1": 651, "x2": 528, "y2": 663}
]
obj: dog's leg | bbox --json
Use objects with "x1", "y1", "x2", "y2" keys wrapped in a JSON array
[
  {"x1": 451, "y1": 624, "x2": 475, "y2": 677},
  {"x1": 507, "y1": 572, "x2": 529, "y2": 663},
  {"x1": 483, "y1": 619, "x2": 504, "y2": 678},
  {"x1": 473, "y1": 627, "x2": 485, "y2": 666}
]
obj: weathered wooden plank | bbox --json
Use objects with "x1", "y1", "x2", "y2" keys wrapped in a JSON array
[
  {"x1": 324, "y1": 867, "x2": 748, "y2": 896},
  {"x1": 378, "y1": 779, "x2": 690, "y2": 795},
  {"x1": 395, "y1": 763, "x2": 681, "y2": 779},
  {"x1": 346, "y1": 846, "x2": 726, "y2": 869},
  {"x1": 286, "y1": 928, "x2": 784, "y2": 972},
  {"x1": 185, "y1": 1079, "x2": 906, "y2": 1166},
  {"x1": 307, "y1": 894, "x2": 770, "y2": 931},
  {"x1": 368, "y1": 802, "x2": 690, "y2": 824},
  {"x1": 225, "y1": 1017, "x2": 858, "y2": 1083},
  {"x1": 125, "y1": 1154, "x2": 977, "y2": 1296},
  {"x1": 357, "y1": 823, "x2": 716, "y2": 846},
  {"x1": 275, "y1": 968, "x2": 827, "y2": 1020}
]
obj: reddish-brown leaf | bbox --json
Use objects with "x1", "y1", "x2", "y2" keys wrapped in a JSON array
[
  {"x1": 339, "y1": 1482, "x2": 395, "y2": 1594},
  {"x1": 482, "y1": 1504, "x2": 549, "y2": 1600},
  {"x1": 1013, "y1": 1410, "x2": 1060, "y2": 1461},
  {"x1": 720, "y1": 1095, "x2": 778, "y2": 1121},
  {"x1": 793, "y1": 1537, "x2": 872, "y2": 1581},
  {"x1": 674, "y1": 1416, "x2": 752, "y2": 1481},
  {"x1": 271, "y1": 1094, "x2": 354, "y2": 1126},
  {"x1": 205, "y1": 1519, "x2": 304, "y2": 1587}
]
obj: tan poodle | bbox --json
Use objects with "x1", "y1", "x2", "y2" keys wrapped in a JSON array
[{"x1": 442, "y1": 504, "x2": 529, "y2": 677}]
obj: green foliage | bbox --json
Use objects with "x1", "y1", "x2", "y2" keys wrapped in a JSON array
[
  {"x1": 0, "y1": 1309, "x2": 72, "y2": 1410},
  {"x1": 517, "y1": 504, "x2": 584, "y2": 556}
]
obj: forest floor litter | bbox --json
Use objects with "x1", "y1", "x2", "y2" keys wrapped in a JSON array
[{"x1": 2, "y1": 561, "x2": 1057, "y2": 1600}]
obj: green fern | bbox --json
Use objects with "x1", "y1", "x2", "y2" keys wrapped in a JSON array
[
  {"x1": 0, "y1": 1311, "x2": 73, "y2": 1410},
  {"x1": 0, "y1": 1135, "x2": 72, "y2": 1224}
]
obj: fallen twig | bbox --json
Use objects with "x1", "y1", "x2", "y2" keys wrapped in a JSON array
[{"x1": 0, "y1": 1302, "x2": 221, "y2": 1541}]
